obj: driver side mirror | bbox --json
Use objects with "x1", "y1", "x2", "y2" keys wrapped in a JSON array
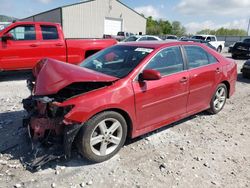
[
  {"x1": 2, "y1": 33, "x2": 14, "y2": 42},
  {"x1": 139, "y1": 69, "x2": 161, "y2": 81}
]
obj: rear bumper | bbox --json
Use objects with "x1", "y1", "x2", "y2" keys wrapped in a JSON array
[{"x1": 229, "y1": 79, "x2": 236, "y2": 98}]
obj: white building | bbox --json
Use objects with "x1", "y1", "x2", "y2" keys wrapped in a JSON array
[{"x1": 22, "y1": 0, "x2": 146, "y2": 38}]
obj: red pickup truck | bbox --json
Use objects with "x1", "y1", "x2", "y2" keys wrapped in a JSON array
[{"x1": 0, "y1": 21, "x2": 117, "y2": 71}]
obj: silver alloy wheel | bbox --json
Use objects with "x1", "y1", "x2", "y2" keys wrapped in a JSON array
[
  {"x1": 90, "y1": 118, "x2": 123, "y2": 156},
  {"x1": 213, "y1": 86, "x2": 226, "y2": 111}
]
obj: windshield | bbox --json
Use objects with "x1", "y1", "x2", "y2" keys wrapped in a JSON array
[
  {"x1": 80, "y1": 45, "x2": 154, "y2": 78},
  {"x1": 192, "y1": 36, "x2": 206, "y2": 40},
  {"x1": 124, "y1": 36, "x2": 138, "y2": 42}
]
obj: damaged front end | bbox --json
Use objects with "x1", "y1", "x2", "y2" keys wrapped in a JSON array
[
  {"x1": 22, "y1": 58, "x2": 117, "y2": 170},
  {"x1": 22, "y1": 94, "x2": 82, "y2": 170}
]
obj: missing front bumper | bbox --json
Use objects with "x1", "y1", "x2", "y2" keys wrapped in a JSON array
[{"x1": 22, "y1": 122, "x2": 82, "y2": 171}]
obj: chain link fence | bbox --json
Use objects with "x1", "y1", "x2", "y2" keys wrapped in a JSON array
[{"x1": 217, "y1": 36, "x2": 249, "y2": 47}]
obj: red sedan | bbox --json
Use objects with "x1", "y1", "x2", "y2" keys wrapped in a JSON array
[{"x1": 23, "y1": 41, "x2": 237, "y2": 166}]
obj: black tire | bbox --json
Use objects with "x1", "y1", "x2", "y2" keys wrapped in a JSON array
[
  {"x1": 217, "y1": 46, "x2": 222, "y2": 53},
  {"x1": 77, "y1": 111, "x2": 127, "y2": 163},
  {"x1": 207, "y1": 83, "x2": 227, "y2": 114}
]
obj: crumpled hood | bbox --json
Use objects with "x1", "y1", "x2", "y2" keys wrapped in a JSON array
[{"x1": 33, "y1": 58, "x2": 118, "y2": 95}]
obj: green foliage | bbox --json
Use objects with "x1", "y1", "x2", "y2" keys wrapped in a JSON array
[
  {"x1": 146, "y1": 16, "x2": 185, "y2": 36},
  {"x1": 197, "y1": 28, "x2": 247, "y2": 36},
  {"x1": 0, "y1": 15, "x2": 17, "y2": 22},
  {"x1": 171, "y1": 21, "x2": 186, "y2": 36}
]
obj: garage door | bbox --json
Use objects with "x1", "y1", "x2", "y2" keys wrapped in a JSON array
[{"x1": 104, "y1": 18, "x2": 122, "y2": 35}]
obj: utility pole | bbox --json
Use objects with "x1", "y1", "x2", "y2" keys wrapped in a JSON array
[{"x1": 247, "y1": 18, "x2": 250, "y2": 36}]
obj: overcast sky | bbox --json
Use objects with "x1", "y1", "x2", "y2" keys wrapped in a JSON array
[{"x1": 0, "y1": 0, "x2": 250, "y2": 34}]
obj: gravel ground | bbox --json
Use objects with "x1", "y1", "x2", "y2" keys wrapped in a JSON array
[{"x1": 0, "y1": 52, "x2": 249, "y2": 188}]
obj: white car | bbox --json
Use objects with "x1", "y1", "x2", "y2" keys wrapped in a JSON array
[
  {"x1": 123, "y1": 35, "x2": 162, "y2": 42},
  {"x1": 192, "y1": 35, "x2": 225, "y2": 53}
]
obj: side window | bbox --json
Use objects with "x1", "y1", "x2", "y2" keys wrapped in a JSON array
[
  {"x1": 145, "y1": 47, "x2": 184, "y2": 76},
  {"x1": 138, "y1": 37, "x2": 147, "y2": 41},
  {"x1": 207, "y1": 53, "x2": 218, "y2": 64},
  {"x1": 184, "y1": 46, "x2": 217, "y2": 69},
  {"x1": 206, "y1": 37, "x2": 211, "y2": 41},
  {"x1": 41, "y1": 25, "x2": 59, "y2": 40},
  {"x1": 8, "y1": 25, "x2": 35, "y2": 40},
  {"x1": 147, "y1": 37, "x2": 158, "y2": 41},
  {"x1": 211, "y1": 37, "x2": 216, "y2": 41}
]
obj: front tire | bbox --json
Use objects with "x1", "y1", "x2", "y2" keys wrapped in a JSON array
[
  {"x1": 77, "y1": 111, "x2": 127, "y2": 163},
  {"x1": 207, "y1": 83, "x2": 227, "y2": 114}
]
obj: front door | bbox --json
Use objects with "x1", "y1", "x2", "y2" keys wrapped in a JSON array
[
  {"x1": 132, "y1": 46, "x2": 189, "y2": 130},
  {"x1": 0, "y1": 24, "x2": 40, "y2": 70}
]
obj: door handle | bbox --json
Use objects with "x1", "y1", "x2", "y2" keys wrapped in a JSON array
[
  {"x1": 180, "y1": 77, "x2": 188, "y2": 83},
  {"x1": 55, "y1": 43, "x2": 64, "y2": 46},
  {"x1": 30, "y1": 44, "x2": 38, "y2": 47}
]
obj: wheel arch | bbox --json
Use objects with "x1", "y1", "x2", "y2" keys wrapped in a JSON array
[
  {"x1": 74, "y1": 107, "x2": 134, "y2": 139},
  {"x1": 221, "y1": 80, "x2": 230, "y2": 98},
  {"x1": 217, "y1": 45, "x2": 222, "y2": 52}
]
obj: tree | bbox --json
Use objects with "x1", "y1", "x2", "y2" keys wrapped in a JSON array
[
  {"x1": 158, "y1": 19, "x2": 172, "y2": 34},
  {"x1": 196, "y1": 28, "x2": 247, "y2": 36},
  {"x1": 171, "y1": 21, "x2": 186, "y2": 36},
  {"x1": 146, "y1": 17, "x2": 186, "y2": 36}
]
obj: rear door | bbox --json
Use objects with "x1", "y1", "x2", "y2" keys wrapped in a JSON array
[
  {"x1": 133, "y1": 46, "x2": 189, "y2": 130},
  {"x1": 183, "y1": 45, "x2": 221, "y2": 113},
  {"x1": 0, "y1": 24, "x2": 40, "y2": 70},
  {"x1": 37, "y1": 24, "x2": 66, "y2": 62}
]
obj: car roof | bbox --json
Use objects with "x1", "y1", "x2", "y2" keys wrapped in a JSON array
[
  {"x1": 193, "y1": 34, "x2": 215, "y2": 37},
  {"x1": 118, "y1": 41, "x2": 204, "y2": 49},
  {"x1": 181, "y1": 39, "x2": 208, "y2": 43},
  {"x1": 130, "y1": 35, "x2": 159, "y2": 38},
  {"x1": 10, "y1": 21, "x2": 61, "y2": 26}
]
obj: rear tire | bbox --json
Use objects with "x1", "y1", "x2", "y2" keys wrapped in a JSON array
[
  {"x1": 77, "y1": 111, "x2": 127, "y2": 163},
  {"x1": 207, "y1": 83, "x2": 227, "y2": 114}
]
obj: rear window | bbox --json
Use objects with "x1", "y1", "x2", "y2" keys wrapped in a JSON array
[{"x1": 41, "y1": 25, "x2": 59, "y2": 40}]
